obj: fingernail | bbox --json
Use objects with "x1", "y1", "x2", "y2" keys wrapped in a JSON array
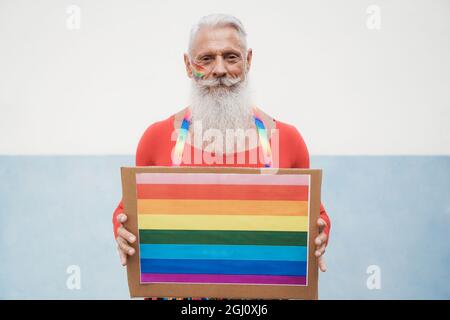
[
  {"x1": 129, "y1": 248, "x2": 135, "y2": 255},
  {"x1": 129, "y1": 236, "x2": 136, "y2": 242}
]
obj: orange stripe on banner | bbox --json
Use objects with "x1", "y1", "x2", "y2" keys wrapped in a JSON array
[
  {"x1": 136, "y1": 184, "x2": 309, "y2": 201},
  {"x1": 137, "y1": 199, "x2": 309, "y2": 216}
]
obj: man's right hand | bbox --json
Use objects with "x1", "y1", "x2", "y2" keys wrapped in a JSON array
[{"x1": 115, "y1": 213, "x2": 137, "y2": 266}]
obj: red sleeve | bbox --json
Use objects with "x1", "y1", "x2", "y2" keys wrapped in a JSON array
[
  {"x1": 112, "y1": 121, "x2": 167, "y2": 239},
  {"x1": 289, "y1": 125, "x2": 331, "y2": 242}
]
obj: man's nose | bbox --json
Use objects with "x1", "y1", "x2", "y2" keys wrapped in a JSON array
[{"x1": 211, "y1": 56, "x2": 227, "y2": 78}]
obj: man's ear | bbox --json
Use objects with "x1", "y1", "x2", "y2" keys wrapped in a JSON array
[
  {"x1": 184, "y1": 53, "x2": 193, "y2": 79},
  {"x1": 246, "y1": 48, "x2": 253, "y2": 72}
]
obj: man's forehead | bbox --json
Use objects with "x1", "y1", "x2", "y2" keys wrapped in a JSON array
[{"x1": 191, "y1": 26, "x2": 244, "y2": 56}]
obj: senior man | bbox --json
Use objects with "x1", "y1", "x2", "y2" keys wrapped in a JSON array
[{"x1": 113, "y1": 14, "x2": 331, "y2": 288}]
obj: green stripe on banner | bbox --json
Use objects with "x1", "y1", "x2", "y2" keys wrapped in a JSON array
[{"x1": 139, "y1": 229, "x2": 308, "y2": 246}]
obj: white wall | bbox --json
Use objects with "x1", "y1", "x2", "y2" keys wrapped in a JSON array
[{"x1": 1, "y1": 0, "x2": 449, "y2": 155}]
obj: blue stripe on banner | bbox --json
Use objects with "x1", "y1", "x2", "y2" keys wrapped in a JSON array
[
  {"x1": 140, "y1": 259, "x2": 307, "y2": 276},
  {"x1": 139, "y1": 244, "x2": 307, "y2": 261}
]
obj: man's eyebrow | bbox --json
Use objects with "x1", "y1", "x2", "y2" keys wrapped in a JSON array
[
  {"x1": 223, "y1": 50, "x2": 241, "y2": 55},
  {"x1": 221, "y1": 47, "x2": 242, "y2": 53},
  {"x1": 196, "y1": 48, "x2": 243, "y2": 57},
  {"x1": 196, "y1": 53, "x2": 213, "y2": 58}
]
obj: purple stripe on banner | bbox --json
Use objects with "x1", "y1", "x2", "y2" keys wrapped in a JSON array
[
  {"x1": 136, "y1": 173, "x2": 310, "y2": 186},
  {"x1": 140, "y1": 273, "x2": 307, "y2": 285}
]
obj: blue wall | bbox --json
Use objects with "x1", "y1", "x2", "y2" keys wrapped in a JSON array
[{"x1": 0, "y1": 156, "x2": 449, "y2": 299}]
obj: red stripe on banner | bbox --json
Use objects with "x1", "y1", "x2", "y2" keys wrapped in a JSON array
[{"x1": 136, "y1": 184, "x2": 309, "y2": 201}]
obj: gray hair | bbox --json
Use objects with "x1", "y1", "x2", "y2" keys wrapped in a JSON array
[{"x1": 188, "y1": 13, "x2": 248, "y2": 57}]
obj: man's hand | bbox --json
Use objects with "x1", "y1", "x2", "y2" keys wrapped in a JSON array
[
  {"x1": 116, "y1": 213, "x2": 137, "y2": 266},
  {"x1": 315, "y1": 218, "x2": 328, "y2": 272}
]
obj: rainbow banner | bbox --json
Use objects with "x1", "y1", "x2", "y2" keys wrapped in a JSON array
[{"x1": 135, "y1": 172, "x2": 310, "y2": 286}]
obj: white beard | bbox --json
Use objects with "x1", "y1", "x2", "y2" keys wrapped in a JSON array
[{"x1": 189, "y1": 76, "x2": 255, "y2": 154}]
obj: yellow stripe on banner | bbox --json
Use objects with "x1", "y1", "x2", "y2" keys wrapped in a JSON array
[
  {"x1": 137, "y1": 214, "x2": 309, "y2": 232},
  {"x1": 137, "y1": 199, "x2": 308, "y2": 216}
]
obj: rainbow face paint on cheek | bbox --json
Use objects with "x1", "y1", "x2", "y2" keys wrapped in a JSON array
[{"x1": 191, "y1": 62, "x2": 206, "y2": 79}]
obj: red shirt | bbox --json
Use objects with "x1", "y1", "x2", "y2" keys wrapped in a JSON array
[{"x1": 113, "y1": 113, "x2": 331, "y2": 239}]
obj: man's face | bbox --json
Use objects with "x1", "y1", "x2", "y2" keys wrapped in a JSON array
[{"x1": 185, "y1": 26, "x2": 252, "y2": 88}]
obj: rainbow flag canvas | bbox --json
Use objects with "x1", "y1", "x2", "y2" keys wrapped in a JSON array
[{"x1": 121, "y1": 167, "x2": 321, "y2": 299}]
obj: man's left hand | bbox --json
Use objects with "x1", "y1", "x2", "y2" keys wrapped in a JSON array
[{"x1": 315, "y1": 218, "x2": 328, "y2": 272}]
